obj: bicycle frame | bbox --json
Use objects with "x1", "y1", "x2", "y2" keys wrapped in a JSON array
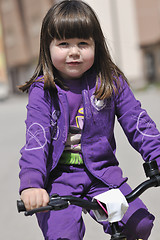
[{"x1": 17, "y1": 160, "x2": 160, "y2": 240}]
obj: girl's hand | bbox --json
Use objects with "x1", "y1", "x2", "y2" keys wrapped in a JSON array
[{"x1": 21, "y1": 188, "x2": 49, "y2": 211}]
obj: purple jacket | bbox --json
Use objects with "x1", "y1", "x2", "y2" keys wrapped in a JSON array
[{"x1": 19, "y1": 74, "x2": 160, "y2": 193}]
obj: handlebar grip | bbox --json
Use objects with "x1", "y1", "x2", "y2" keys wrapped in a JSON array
[
  {"x1": 143, "y1": 160, "x2": 160, "y2": 178},
  {"x1": 17, "y1": 200, "x2": 26, "y2": 212}
]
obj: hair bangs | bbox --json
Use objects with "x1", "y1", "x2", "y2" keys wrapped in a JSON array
[
  {"x1": 49, "y1": 1, "x2": 95, "y2": 40},
  {"x1": 56, "y1": 18, "x2": 94, "y2": 40}
]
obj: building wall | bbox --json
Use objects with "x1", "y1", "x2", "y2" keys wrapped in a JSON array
[
  {"x1": 0, "y1": 0, "x2": 30, "y2": 67},
  {"x1": 85, "y1": 0, "x2": 144, "y2": 88},
  {"x1": 0, "y1": 0, "x2": 54, "y2": 92},
  {"x1": 0, "y1": 15, "x2": 8, "y2": 83},
  {"x1": 135, "y1": 0, "x2": 160, "y2": 83},
  {"x1": 135, "y1": 0, "x2": 160, "y2": 46},
  {"x1": 0, "y1": 0, "x2": 53, "y2": 67},
  {"x1": 18, "y1": 0, "x2": 52, "y2": 60}
]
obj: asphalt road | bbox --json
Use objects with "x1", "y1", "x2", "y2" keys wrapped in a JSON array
[{"x1": 1, "y1": 85, "x2": 160, "y2": 240}]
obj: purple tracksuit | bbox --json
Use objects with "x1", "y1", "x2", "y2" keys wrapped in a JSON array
[{"x1": 19, "y1": 73, "x2": 160, "y2": 239}]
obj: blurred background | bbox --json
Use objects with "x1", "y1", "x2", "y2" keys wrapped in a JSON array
[
  {"x1": 0, "y1": 0, "x2": 160, "y2": 239},
  {"x1": 0, "y1": 0, "x2": 160, "y2": 98}
]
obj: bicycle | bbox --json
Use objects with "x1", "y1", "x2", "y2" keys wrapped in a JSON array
[{"x1": 17, "y1": 160, "x2": 160, "y2": 240}]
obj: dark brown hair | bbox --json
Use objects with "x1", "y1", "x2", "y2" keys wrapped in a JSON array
[{"x1": 19, "y1": 0, "x2": 127, "y2": 99}]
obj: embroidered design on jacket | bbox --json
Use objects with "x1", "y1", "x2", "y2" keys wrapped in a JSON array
[
  {"x1": 136, "y1": 111, "x2": 160, "y2": 138},
  {"x1": 51, "y1": 110, "x2": 60, "y2": 140},
  {"x1": 25, "y1": 123, "x2": 47, "y2": 150},
  {"x1": 91, "y1": 95, "x2": 112, "y2": 111}
]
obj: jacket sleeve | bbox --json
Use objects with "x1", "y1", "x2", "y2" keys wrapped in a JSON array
[
  {"x1": 19, "y1": 82, "x2": 53, "y2": 193},
  {"x1": 115, "y1": 77, "x2": 160, "y2": 169}
]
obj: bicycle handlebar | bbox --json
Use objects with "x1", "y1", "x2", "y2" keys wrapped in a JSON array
[
  {"x1": 17, "y1": 168, "x2": 160, "y2": 216},
  {"x1": 125, "y1": 175, "x2": 160, "y2": 203}
]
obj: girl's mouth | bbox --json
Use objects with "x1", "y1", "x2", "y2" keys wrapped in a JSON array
[{"x1": 67, "y1": 61, "x2": 81, "y2": 66}]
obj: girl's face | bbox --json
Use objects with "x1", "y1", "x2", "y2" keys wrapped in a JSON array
[{"x1": 49, "y1": 38, "x2": 95, "y2": 80}]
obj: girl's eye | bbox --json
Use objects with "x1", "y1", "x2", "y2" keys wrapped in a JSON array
[
  {"x1": 59, "y1": 42, "x2": 69, "y2": 47},
  {"x1": 79, "y1": 42, "x2": 88, "y2": 46}
]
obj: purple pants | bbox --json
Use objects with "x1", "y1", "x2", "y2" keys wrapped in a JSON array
[{"x1": 36, "y1": 165, "x2": 154, "y2": 240}]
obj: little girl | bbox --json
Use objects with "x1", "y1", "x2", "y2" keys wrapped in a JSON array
[{"x1": 19, "y1": 1, "x2": 160, "y2": 239}]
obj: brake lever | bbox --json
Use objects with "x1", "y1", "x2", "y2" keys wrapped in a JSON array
[{"x1": 25, "y1": 205, "x2": 53, "y2": 216}]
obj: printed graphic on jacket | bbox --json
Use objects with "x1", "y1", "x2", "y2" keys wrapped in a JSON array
[
  {"x1": 59, "y1": 107, "x2": 84, "y2": 165},
  {"x1": 25, "y1": 122, "x2": 48, "y2": 151}
]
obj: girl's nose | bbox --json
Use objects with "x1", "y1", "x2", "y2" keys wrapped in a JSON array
[{"x1": 69, "y1": 45, "x2": 80, "y2": 57}]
